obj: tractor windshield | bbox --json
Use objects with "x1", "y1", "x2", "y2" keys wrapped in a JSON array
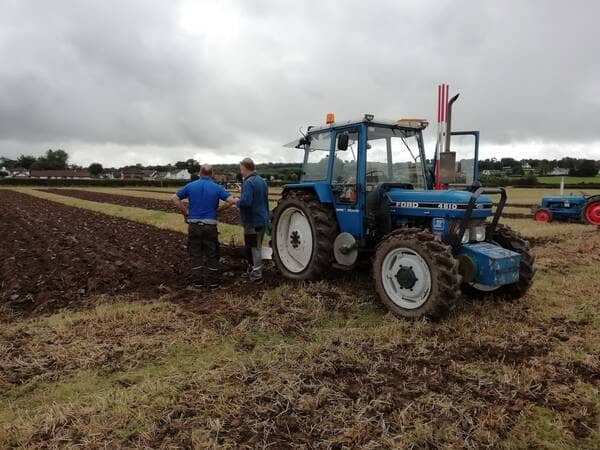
[{"x1": 366, "y1": 126, "x2": 426, "y2": 190}]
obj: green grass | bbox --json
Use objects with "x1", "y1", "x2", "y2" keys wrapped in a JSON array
[{"x1": 537, "y1": 175, "x2": 600, "y2": 185}]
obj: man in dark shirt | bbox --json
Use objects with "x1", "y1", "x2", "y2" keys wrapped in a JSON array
[
  {"x1": 236, "y1": 158, "x2": 269, "y2": 283},
  {"x1": 172, "y1": 165, "x2": 237, "y2": 288}
]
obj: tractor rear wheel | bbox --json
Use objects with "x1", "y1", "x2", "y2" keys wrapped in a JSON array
[
  {"x1": 272, "y1": 190, "x2": 337, "y2": 280},
  {"x1": 581, "y1": 195, "x2": 600, "y2": 225},
  {"x1": 534, "y1": 208, "x2": 552, "y2": 222},
  {"x1": 373, "y1": 228, "x2": 461, "y2": 319},
  {"x1": 464, "y1": 225, "x2": 535, "y2": 299}
]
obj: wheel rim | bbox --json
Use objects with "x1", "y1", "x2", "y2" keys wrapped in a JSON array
[
  {"x1": 585, "y1": 203, "x2": 600, "y2": 225},
  {"x1": 275, "y1": 206, "x2": 313, "y2": 273},
  {"x1": 381, "y1": 247, "x2": 431, "y2": 309},
  {"x1": 535, "y1": 210, "x2": 550, "y2": 222}
]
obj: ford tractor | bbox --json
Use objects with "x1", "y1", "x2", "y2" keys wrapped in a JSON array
[{"x1": 271, "y1": 85, "x2": 535, "y2": 319}]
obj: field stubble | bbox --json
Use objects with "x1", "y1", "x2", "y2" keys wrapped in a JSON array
[{"x1": 0, "y1": 188, "x2": 598, "y2": 448}]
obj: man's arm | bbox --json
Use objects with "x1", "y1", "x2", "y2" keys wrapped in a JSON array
[
  {"x1": 171, "y1": 194, "x2": 189, "y2": 220},
  {"x1": 236, "y1": 180, "x2": 254, "y2": 208},
  {"x1": 217, "y1": 195, "x2": 237, "y2": 212},
  {"x1": 217, "y1": 185, "x2": 237, "y2": 211}
]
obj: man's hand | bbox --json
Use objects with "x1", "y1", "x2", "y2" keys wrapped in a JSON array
[
  {"x1": 217, "y1": 196, "x2": 237, "y2": 213},
  {"x1": 172, "y1": 194, "x2": 190, "y2": 223}
]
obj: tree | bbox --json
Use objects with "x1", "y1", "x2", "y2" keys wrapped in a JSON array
[
  {"x1": 186, "y1": 159, "x2": 200, "y2": 175},
  {"x1": 89, "y1": 163, "x2": 104, "y2": 176},
  {"x1": 16, "y1": 155, "x2": 36, "y2": 169},
  {"x1": 569, "y1": 159, "x2": 599, "y2": 177},
  {"x1": 0, "y1": 157, "x2": 17, "y2": 170},
  {"x1": 31, "y1": 149, "x2": 69, "y2": 170}
]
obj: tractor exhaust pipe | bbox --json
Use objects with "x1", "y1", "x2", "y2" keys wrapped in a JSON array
[{"x1": 445, "y1": 93, "x2": 460, "y2": 151}]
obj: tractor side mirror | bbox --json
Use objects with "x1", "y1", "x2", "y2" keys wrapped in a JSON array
[
  {"x1": 337, "y1": 133, "x2": 349, "y2": 151},
  {"x1": 299, "y1": 136, "x2": 311, "y2": 147}
]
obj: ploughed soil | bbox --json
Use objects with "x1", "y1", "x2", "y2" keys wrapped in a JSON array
[
  {"x1": 39, "y1": 188, "x2": 241, "y2": 225},
  {"x1": 0, "y1": 190, "x2": 274, "y2": 316}
]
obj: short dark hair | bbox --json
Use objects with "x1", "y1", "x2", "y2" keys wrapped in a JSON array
[{"x1": 240, "y1": 157, "x2": 255, "y2": 171}]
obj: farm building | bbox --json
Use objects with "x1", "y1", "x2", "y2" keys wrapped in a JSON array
[
  {"x1": 121, "y1": 168, "x2": 152, "y2": 180},
  {"x1": 549, "y1": 167, "x2": 569, "y2": 176}
]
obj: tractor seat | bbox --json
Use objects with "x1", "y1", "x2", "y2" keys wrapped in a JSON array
[{"x1": 365, "y1": 183, "x2": 414, "y2": 235}]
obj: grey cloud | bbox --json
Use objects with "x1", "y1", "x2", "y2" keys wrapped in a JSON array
[{"x1": 0, "y1": 0, "x2": 599, "y2": 165}]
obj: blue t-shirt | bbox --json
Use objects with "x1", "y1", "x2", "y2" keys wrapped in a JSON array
[{"x1": 176, "y1": 177, "x2": 231, "y2": 221}]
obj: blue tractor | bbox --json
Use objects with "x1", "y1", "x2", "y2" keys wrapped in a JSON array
[
  {"x1": 533, "y1": 194, "x2": 600, "y2": 225},
  {"x1": 271, "y1": 95, "x2": 535, "y2": 319}
]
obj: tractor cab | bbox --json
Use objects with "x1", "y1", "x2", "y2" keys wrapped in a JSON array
[{"x1": 284, "y1": 115, "x2": 496, "y2": 247}]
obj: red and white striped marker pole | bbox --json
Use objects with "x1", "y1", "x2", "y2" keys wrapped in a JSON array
[{"x1": 435, "y1": 83, "x2": 449, "y2": 190}]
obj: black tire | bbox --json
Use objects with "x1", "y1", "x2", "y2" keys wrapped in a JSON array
[
  {"x1": 271, "y1": 190, "x2": 337, "y2": 280},
  {"x1": 372, "y1": 228, "x2": 461, "y2": 319},
  {"x1": 581, "y1": 195, "x2": 600, "y2": 225},
  {"x1": 464, "y1": 224, "x2": 535, "y2": 299}
]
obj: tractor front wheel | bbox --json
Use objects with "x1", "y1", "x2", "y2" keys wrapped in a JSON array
[
  {"x1": 272, "y1": 190, "x2": 337, "y2": 280},
  {"x1": 373, "y1": 229, "x2": 461, "y2": 319},
  {"x1": 581, "y1": 195, "x2": 600, "y2": 225}
]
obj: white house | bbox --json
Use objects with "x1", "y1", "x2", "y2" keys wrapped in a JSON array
[
  {"x1": 164, "y1": 169, "x2": 190, "y2": 180},
  {"x1": 549, "y1": 167, "x2": 569, "y2": 176}
]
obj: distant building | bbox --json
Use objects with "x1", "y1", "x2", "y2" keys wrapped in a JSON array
[
  {"x1": 29, "y1": 170, "x2": 91, "y2": 179},
  {"x1": 521, "y1": 162, "x2": 536, "y2": 173},
  {"x1": 549, "y1": 167, "x2": 569, "y2": 176},
  {"x1": 162, "y1": 169, "x2": 189, "y2": 180},
  {"x1": 121, "y1": 168, "x2": 149, "y2": 180},
  {"x1": 481, "y1": 169, "x2": 505, "y2": 176},
  {"x1": 0, "y1": 167, "x2": 30, "y2": 177}
]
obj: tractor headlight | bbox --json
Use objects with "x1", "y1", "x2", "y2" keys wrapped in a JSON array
[
  {"x1": 472, "y1": 225, "x2": 486, "y2": 242},
  {"x1": 461, "y1": 229, "x2": 470, "y2": 244}
]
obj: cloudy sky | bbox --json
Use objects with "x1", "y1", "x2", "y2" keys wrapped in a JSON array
[{"x1": 1, "y1": 0, "x2": 599, "y2": 167}]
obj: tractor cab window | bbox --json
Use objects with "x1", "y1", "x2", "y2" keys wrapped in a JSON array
[
  {"x1": 302, "y1": 131, "x2": 331, "y2": 181},
  {"x1": 332, "y1": 129, "x2": 359, "y2": 204},
  {"x1": 366, "y1": 126, "x2": 425, "y2": 191}
]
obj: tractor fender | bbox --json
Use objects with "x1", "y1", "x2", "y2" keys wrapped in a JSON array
[{"x1": 281, "y1": 182, "x2": 335, "y2": 204}]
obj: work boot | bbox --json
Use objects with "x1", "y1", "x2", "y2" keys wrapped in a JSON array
[{"x1": 249, "y1": 265, "x2": 263, "y2": 284}]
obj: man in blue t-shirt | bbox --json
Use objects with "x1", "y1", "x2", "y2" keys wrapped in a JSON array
[{"x1": 172, "y1": 165, "x2": 237, "y2": 288}]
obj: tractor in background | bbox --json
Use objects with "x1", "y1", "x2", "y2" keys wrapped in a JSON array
[
  {"x1": 271, "y1": 85, "x2": 535, "y2": 319},
  {"x1": 533, "y1": 194, "x2": 600, "y2": 224}
]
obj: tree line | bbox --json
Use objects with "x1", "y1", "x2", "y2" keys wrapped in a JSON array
[
  {"x1": 2, "y1": 150, "x2": 598, "y2": 180},
  {"x1": 478, "y1": 157, "x2": 599, "y2": 177},
  {"x1": 0, "y1": 151, "x2": 303, "y2": 181}
]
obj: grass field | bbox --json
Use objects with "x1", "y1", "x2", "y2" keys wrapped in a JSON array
[
  {"x1": 1, "y1": 186, "x2": 599, "y2": 448},
  {"x1": 536, "y1": 175, "x2": 600, "y2": 185}
]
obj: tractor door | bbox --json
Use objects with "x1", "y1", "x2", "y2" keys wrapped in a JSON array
[
  {"x1": 330, "y1": 127, "x2": 363, "y2": 237},
  {"x1": 445, "y1": 130, "x2": 480, "y2": 187}
]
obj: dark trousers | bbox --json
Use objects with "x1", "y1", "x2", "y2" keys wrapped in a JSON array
[{"x1": 188, "y1": 223, "x2": 219, "y2": 285}]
